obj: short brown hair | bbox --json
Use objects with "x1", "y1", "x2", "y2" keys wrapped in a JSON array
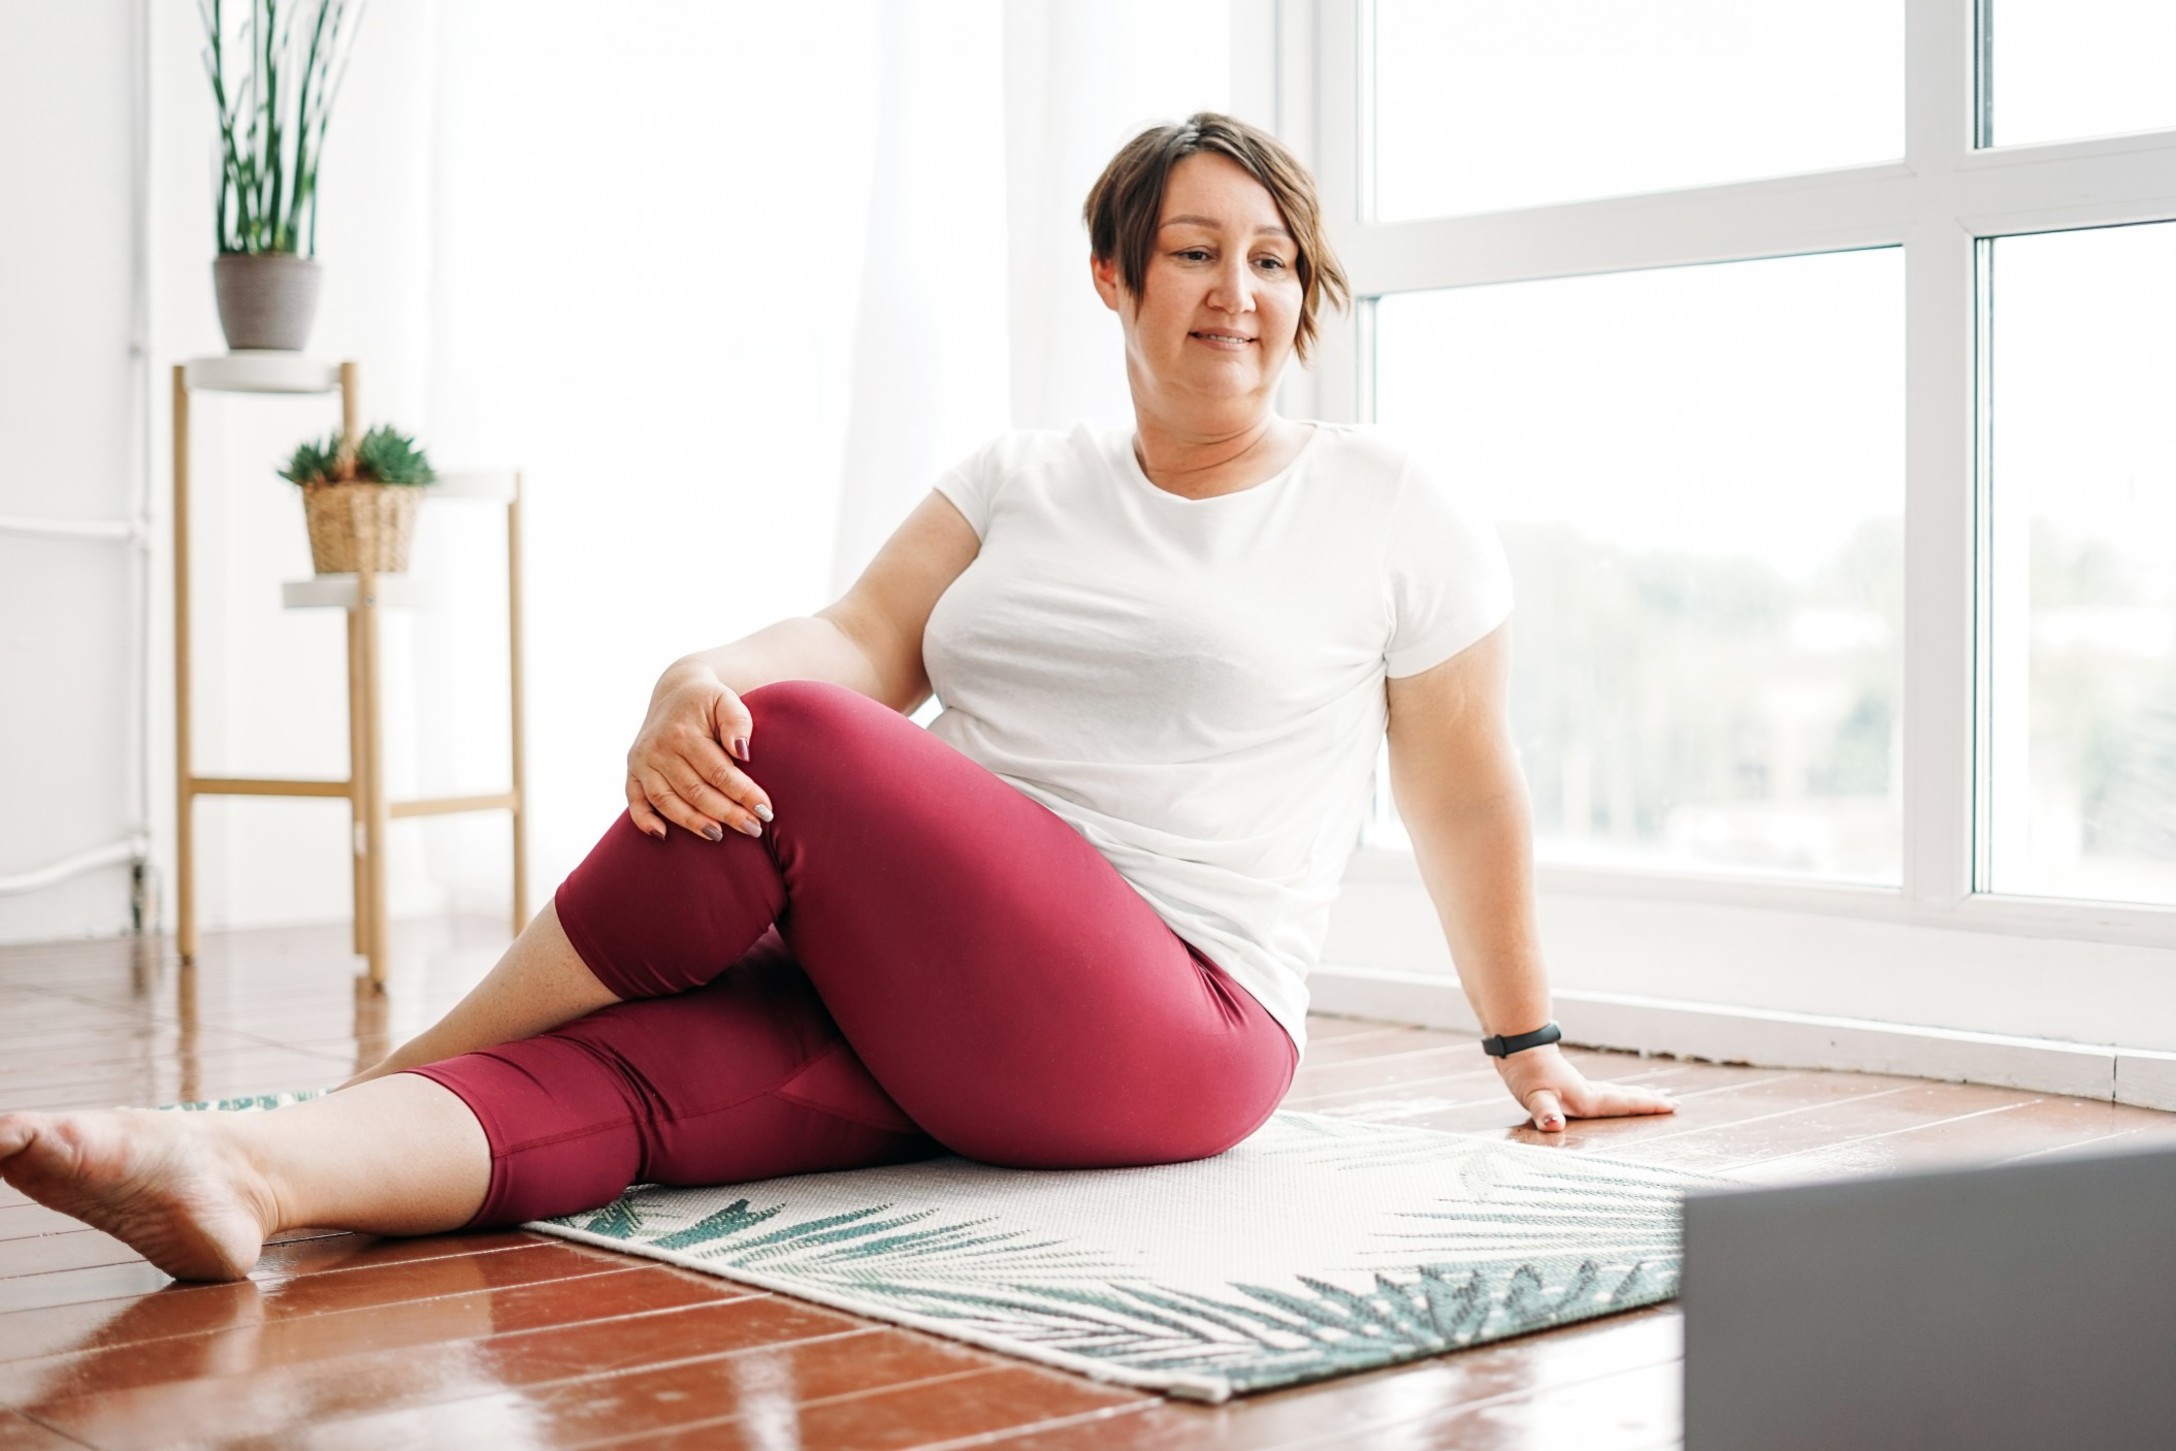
[{"x1": 1083, "y1": 112, "x2": 1350, "y2": 364}]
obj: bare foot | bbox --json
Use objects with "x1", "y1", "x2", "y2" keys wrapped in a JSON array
[{"x1": 0, "y1": 1108, "x2": 280, "y2": 1282}]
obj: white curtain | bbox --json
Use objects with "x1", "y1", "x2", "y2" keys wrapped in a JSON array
[
  {"x1": 1003, "y1": 2, "x2": 1237, "y2": 435},
  {"x1": 155, "y1": 0, "x2": 1232, "y2": 929},
  {"x1": 828, "y1": 2, "x2": 1012, "y2": 599}
]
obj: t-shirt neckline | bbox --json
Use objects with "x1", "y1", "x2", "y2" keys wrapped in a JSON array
[{"x1": 1111, "y1": 422, "x2": 1325, "y2": 506}]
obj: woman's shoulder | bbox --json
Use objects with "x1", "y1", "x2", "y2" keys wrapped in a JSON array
[
  {"x1": 1295, "y1": 421, "x2": 1437, "y2": 511},
  {"x1": 947, "y1": 426, "x2": 1111, "y2": 481},
  {"x1": 1302, "y1": 420, "x2": 1423, "y2": 475},
  {"x1": 937, "y1": 429, "x2": 1083, "y2": 491}
]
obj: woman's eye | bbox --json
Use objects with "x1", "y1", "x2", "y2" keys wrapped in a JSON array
[
  {"x1": 1254, "y1": 256, "x2": 1290, "y2": 271},
  {"x1": 1177, "y1": 249, "x2": 1213, "y2": 262}
]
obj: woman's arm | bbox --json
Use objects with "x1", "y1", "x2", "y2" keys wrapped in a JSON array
[
  {"x1": 664, "y1": 615, "x2": 892, "y2": 708},
  {"x1": 1384, "y1": 623, "x2": 1677, "y2": 1132},
  {"x1": 630, "y1": 490, "x2": 982, "y2": 840},
  {"x1": 666, "y1": 488, "x2": 982, "y2": 713}
]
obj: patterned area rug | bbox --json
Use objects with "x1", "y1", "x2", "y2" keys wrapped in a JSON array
[{"x1": 172, "y1": 1093, "x2": 1723, "y2": 1402}]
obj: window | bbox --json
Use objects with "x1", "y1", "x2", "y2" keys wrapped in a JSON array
[
  {"x1": 1370, "y1": 0, "x2": 1902, "y2": 221},
  {"x1": 1374, "y1": 250, "x2": 1905, "y2": 882},
  {"x1": 1982, "y1": 221, "x2": 2176, "y2": 906},
  {"x1": 1302, "y1": 0, "x2": 2176, "y2": 1045},
  {"x1": 1982, "y1": 0, "x2": 2176, "y2": 148}
]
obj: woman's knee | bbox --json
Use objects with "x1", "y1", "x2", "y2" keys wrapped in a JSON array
[
  {"x1": 741, "y1": 679, "x2": 887, "y2": 749},
  {"x1": 738, "y1": 679, "x2": 931, "y2": 815}
]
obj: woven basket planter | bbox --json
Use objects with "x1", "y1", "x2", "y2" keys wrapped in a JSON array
[{"x1": 301, "y1": 482, "x2": 421, "y2": 574}]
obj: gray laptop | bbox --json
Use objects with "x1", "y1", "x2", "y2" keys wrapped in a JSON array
[{"x1": 1683, "y1": 1139, "x2": 2176, "y2": 1450}]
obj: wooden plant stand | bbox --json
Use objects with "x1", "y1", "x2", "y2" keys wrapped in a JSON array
[{"x1": 172, "y1": 354, "x2": 528, "y2": 989}]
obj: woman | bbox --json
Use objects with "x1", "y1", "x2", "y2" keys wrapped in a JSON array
[{"x1": 0, "y1": 114, "x2": 1674, "y2": 1283}]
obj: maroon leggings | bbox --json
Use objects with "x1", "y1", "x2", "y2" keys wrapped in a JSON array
[{"x1": 407, "y1": 679, "x2": 1298, "y2": 1228}]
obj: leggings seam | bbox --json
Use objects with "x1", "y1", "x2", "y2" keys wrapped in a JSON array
[
  {"x1": 491, "y1": 1076, "x2": 918, "y2": 1156},
  {"x1": 403, "y1": 1066, "x2": 641, "y2": 1161},
  {"x1": 555, "y1": 1012, "x2": 853, "y2": 1140},
  {"x1": 643, "y1": 1084, "x2": 922, "y2": 1139},
  {"x1": 429, "y1": 1035, "x2": 910, "y2": 1157},
  {"x1": 479, "y1": 1091, "x2": 923, "y2": 1223},
  {"x1": 491, "y1": 1117, "x2": 646, "y2": 1160},
  {"x1": 773, "y1": 1087, "x2": 923, "y2": 1136}
]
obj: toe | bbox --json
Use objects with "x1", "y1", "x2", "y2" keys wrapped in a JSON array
[
  {"x1": 0, "y1": 1112, "x2": 56, "y2": 1179},
  {"x1": 0, "y1": 1112, "x2": 36, "y2": 1158}
]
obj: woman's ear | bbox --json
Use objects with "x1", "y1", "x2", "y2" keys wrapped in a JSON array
[{"x1": 1090, "y1": 252, "x2": 1124, "y2": 314}]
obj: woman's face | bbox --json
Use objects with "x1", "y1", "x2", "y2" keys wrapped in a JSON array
[{"x1": 1093, "y1": 152, "x2": 1304, "y2": 424}]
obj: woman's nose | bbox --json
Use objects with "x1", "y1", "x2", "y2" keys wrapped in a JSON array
[{"x1": 1206, "y1": 256, "x2": 1256, "y2": 314}]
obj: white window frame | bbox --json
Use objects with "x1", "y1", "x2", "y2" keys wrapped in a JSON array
[{"x1": 1245, "y1": 0, "x2": 2176, "y2": 1101}]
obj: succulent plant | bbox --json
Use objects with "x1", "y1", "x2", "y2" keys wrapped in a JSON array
[{"x1": 280, "y1": 423, "x2": 435, "y2": 486}]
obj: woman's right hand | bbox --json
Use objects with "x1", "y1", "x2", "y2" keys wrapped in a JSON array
[{"x1": 625, "y1": 666, "x2": 775, "y2": 842}]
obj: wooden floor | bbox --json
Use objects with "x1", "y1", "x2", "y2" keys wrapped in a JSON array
[{"x1": 3, "y1": 920, "x2": 2173, "y2": 1450}]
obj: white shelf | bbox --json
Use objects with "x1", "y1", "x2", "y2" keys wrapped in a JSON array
[
  {"x1": 183, "y1": 353, "x2": 341, "y2": 395},
  {"x1": 430, "y1": 469, "x2": 518, "y2": 502},
  {"x1": 281, "y1": 574, "x2": 431, "y2": 610}
]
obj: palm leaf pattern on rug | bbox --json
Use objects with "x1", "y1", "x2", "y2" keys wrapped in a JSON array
[
  {"x1": 552, "y1": 1187, "x2": 1133, "y2": 1282},
  {"x1": 532, "y1": 1110, "x2": 1720, "y2": 1394},
  {"x1": 834, "y1": 1253, "x2": 1657, "y2": 1384},
  {"x1": 161, "y1": 1089, "x2": 330, "y2": 1114}
]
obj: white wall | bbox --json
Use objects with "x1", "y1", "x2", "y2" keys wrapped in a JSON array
[{"x1": 0, "y1": 0, "x2": 142, "y2": 943}]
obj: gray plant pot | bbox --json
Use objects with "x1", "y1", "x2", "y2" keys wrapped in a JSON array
[{"x1": 212, "y1": 253, "x2": 323, "y2": 353}]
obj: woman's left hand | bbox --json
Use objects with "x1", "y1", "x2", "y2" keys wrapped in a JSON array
[{"x1": 1491, "y1": 1044, "x2": 1678, "y2": 1133}]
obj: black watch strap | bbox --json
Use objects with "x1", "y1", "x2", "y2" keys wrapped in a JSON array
[{"x1": 1481, "y1": 1021, "x2": 1563, "y2": 1058}]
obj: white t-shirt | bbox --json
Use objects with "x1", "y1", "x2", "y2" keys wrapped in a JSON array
[{"x1": 923, "y1": 422, "x2": 1513, "y2": 1061}]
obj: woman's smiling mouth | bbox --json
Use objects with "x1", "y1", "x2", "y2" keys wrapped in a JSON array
[{"x1": 1190, "y1": 330, "x2": 1255, "y2": 348}]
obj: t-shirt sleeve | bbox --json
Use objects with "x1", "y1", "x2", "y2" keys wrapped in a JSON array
[
  {"x1": 1383, "y1": 461, "x2": 1515, "y2": 678},
  {"x1": 931, "y1": 436, "x2": 1008, "y2": 541}
]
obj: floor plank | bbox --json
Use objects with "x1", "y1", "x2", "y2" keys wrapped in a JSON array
[
  {"x1": 0, "y1": 1234, "x2": 562, "y2": 1355},
  {"x1": 1724, "y1": 1091, "x2": 2176, "y2": 1185},
  {"x1": 601, "y1": 1365, "x2": 1153, "y2": 1451},
  {"x1": 205, "y1": 1325, "x2": 1021, "y2": 1450},
  {"x1": 968, "y1": 1309, "x2": 1681, "y2": 1450},
  {"x1": 1617, "y1": 1080, "x2": 2047, "y2": 1175},
  {"x1": 22, "y1": 1295, "x2": 882, "y2": 1451},
  {"x1": 0, "y1": 1247, "x2": 652, "y2": 1402},
  {"x1": 0, "y1": 1205, "x2": 89, "y2": 1244},
  {"x1": 0, "y1": 1410, "x2": 86, "y2": 1450}
]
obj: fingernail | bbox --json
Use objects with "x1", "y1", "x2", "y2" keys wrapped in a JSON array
[
  {"x1": 732, "y1": 737, "x2": 750, "y2": 762},
  {"x1": 703, "y1": 824, "x2": 724, "y2": 842},
  {"x1": 737, "y1": 818, "x2": 763, "y2": 838},
  {"x1": 753, "y1": 803, "x2": 773, "y2": 823}
]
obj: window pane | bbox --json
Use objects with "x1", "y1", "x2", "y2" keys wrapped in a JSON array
[
  {"x1": 1985, "y1": 1, "x2": 2176, "y2": 147},
  {"x1": 1984, "y1": 223, "x2": 2176, "y2": 905},
  {"x1": 1371, "y1": 0, "x2": 1902, "y2": 222},
  {"x1": 1372, "y1": 249, "x2": 1905, "y2": 882}
]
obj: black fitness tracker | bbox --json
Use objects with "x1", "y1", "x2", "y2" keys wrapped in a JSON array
[{"x1": 1481, "y1": 1021, "x2": 1564, "y2": 1058}]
